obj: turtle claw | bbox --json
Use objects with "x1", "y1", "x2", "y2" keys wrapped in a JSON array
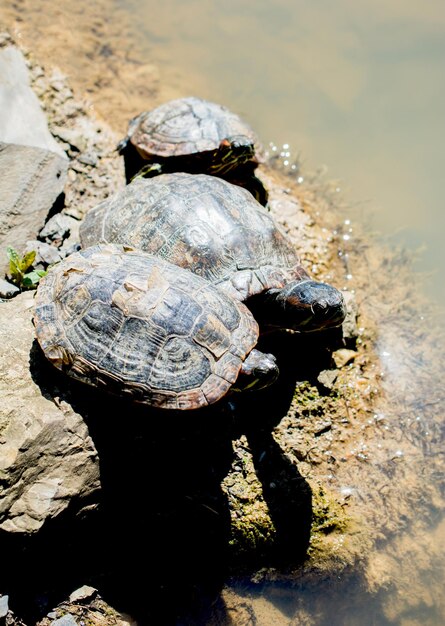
[{"x1": 235, "y1": 349, "x2": 279, "y2": 392}]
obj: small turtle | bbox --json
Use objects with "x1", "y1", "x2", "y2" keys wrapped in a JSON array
[
  {"x1": 80, "y1": 174, "x2": 346, "y2": 333},
  {"x1": 118, "y1": 96, "x2": 268, "y2": 206},
  {"x1": 34, "y1": 244, "x2": 279, "y2": 410}
]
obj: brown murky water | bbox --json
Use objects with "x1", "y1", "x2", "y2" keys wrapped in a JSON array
[
  {"x1": 121, "y1": 0, "x2": 445, "y2": 309},
  {"x1": 1, "y1": 1, "x2": 444, "y2": 624}
]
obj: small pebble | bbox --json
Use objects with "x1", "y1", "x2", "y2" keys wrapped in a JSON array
[
  {"x1": 69, "y1": 584, "x2": 97, "y2": 603},
  {"x1": 51, "y1": 614, "x2": 78, "y2": 626},
  {"x1": 317, "y1": 369, "x2": 338, "y2": 389},
  {"x1": 39, "y1": 213, "x2": 76, "y2": 242},
  {"x1": 0, "y1": 594, "x2": 9, "y2": 618},
  {"x1": 0, "y1": 278, "x2": 20, "y2": 299},
  {"x1": 25, "y1": 240, "x2": 62, "y2": 266},
  {"x1": 333, "y1": 349, "x2": 357, "y2": 369}
]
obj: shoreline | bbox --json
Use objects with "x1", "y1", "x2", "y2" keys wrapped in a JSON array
[{"x1": 0, "y1": 22, "x2": 443, "y2": 626}]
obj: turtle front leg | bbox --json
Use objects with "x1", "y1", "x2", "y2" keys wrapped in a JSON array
[
  {"x1": 131, "y1": 162, "x2": 164, "y2": 181},
  {"x1": 233, "y1": 349, "x2": 279, "y2": 392},
  {"x1": 118, "y1": 139, "x2": 164, "y2": 184}
]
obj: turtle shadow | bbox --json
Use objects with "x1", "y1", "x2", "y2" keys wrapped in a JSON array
[
  {"x1": 14, "y1": 340, "x2": 234, "y2": 624},
  {"x1": 228, "y1": 327, "x2": 342, "y2": 567},
  {"x1": 120, "y1": 142, "x2": 146, "y2": 183},
  {"x1": 120, "y1": 144, "x2": 269, "y2": 205},
  {"x1": 11, "y1": 329, "x2": 340, "y2": 624}
]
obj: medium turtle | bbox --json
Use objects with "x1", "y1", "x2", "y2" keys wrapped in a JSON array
[
  {"x1": 34, "y1": 244, "x2": 279, "y2": 410},
  {"x1": 117, "y1": 96, "x2": 268, "y2": 206},
  {"x1": 80, "y1": 173, "x2": 346, "y2": 333}
]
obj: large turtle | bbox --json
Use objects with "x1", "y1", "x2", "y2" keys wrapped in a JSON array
[
  {"x1": 34, "y1": 244, "x2": 278, "y2": 410},
  {"x1": 80, "y1": 174, "x2": 346, "y2": 333},
  {"x1": 117, "y1": 96, "x2": 268, "y2": 206}
]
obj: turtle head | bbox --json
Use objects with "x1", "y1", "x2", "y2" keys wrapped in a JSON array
[
  {"x1": 233, "y1": 349, "x2": 279, "y2": 392},
  {"x1": 212, "y1": 135, "x2": 255, "y2": 175},
  {"x1": 223, "y1": 135, "x2": 255, "y2": 158},
  {"x1": 270, "y1": 280, "x2": 346, "y2": 332}
]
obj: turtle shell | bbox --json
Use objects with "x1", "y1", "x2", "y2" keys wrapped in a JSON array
[
  {"x1": 34, "y1": 244, "x2": 259, "y2": 410},
  {"x1": 125, "y1": 96, "x2": 261, "y2": 159},
  {"x1": 79, "y1": 173, "x2": 310, "y2": 302}
]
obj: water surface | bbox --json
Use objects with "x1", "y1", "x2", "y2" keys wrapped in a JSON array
[{"x1": 122, "y1": 0, "x2": 445, "y2": 306}]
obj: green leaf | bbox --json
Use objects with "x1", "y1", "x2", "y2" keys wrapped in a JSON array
[
  {"x1": 22, "y1": 270, "x2": 46, "y2": 287},
  {"x1": 6, "y1": 246, "x2": 22, "y2": 282},
  {"x1": 9, "y1": 263, "x2": 22, "y2": 284},
  {"x1": 9, "y1": 266, "x2": 22, "y2": 284},
  {"x1": 20, "y1": 250, "x2": 36, "y2": 272},
  {"x1": 6, "y1": 246, "x2": 20, "y2": 265},
  {"x1": 5, "y1": 246, "x2": 46, "y2": 288}
]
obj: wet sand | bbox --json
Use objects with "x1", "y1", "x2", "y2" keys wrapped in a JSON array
[{"x1": 1, "y1": 0, "x2": 171, "y2": 133}]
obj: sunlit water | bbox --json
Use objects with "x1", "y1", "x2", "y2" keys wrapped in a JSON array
[{"x1": 122, "y1": 0, "x2": 445, "y2": 308}]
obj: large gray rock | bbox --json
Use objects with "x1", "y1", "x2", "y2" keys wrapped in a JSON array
[
  {"x1": 0, "y1": 292, "x2": 100, "y2": 533},
  {"x1": 0, "y1": 44, "x2": 68, "y2": 274},
  {"x1": 0, "y1": 142, "x2": 67, "y2": 274},
  {"x1": 0, "y1": 45, "x2": 66, "y2": 158}
]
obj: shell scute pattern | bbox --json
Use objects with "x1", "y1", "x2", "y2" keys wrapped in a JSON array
[
  {"x1": 175, "y1": 388, "x2": 208, "y2": 411},
  {"x1": 34, "y1": 244, "x2": 259, "y2": 410},
  {"x1": 194, "y1": 284, "x2": 242, "y2": 333},
  {"x1": 58, "y1": 285, "x2": 92, "y2": 323},
  {"x1": 213, "y1": 352, "x2": 243, "y2": 384},
  {"x1": 150, "y1": 336, "x2": 211, "y2": 393},
  {"x1": 131, "y1": 97, "x2": 258, "y2": 158},
  {"x1": 111, "y1": 269, "x2": 169, "y2": 318},
  {"x1": 150, "y1": 288, "x2": 203, "y2": 337},
  {"x1": 200, "y1": 374, "x2": 235, "y2": 406},
  {"x1": 65, "y1": 300, "x2": 125, "y2": 365},
  {"x1": 98, "y1": 317, "x2": 165, "y2": 383},
  {"x1": 80, "y1": 173, "x2": 304, "y2": 302},
  {"x1": 192, "y1": 312, "x2": 233, "y2": 359}
]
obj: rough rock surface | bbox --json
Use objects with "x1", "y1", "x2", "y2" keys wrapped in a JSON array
[
  {"x1": 0, "y1": 41, "x2": 68, "y2": 279},
  {"x1": 0, "y1": 143, "x2": 67, "y2": 274},
  {"x1": 0, "y1": 291, "x2": 100, "y2": 533},
  {"x1": 35, "y1": 586, "x2": 132, "y2": 626},
  {"x1": 24, "y1": 240, "x2": 63, "y2": 268},
  {"x1": 0, "y1": 44, "x2": 66, "y2": 158}
]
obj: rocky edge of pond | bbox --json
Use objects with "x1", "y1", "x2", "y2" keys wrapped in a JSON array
[{"x1": 0, "y1": 32, "x2": 443, "y2": 626}]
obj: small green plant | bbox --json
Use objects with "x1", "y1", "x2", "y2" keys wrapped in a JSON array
[{"x1": 6, "y1": 246, "x2": 47, "y2": 290}]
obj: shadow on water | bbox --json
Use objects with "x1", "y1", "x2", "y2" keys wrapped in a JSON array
[{"x1": 1, "y1": 328, "x2": 341, "y2": 625}]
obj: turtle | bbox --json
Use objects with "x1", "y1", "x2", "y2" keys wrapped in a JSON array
[
  {"x1": 79, "y1": 173, "x2": 346, "y2": 333},
  {"x1": 33, "y1": 243, "x2": 279, "y2": 410},
  {"x1": 117, "y1": 96, "x2": 269, "y2": 206}
]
